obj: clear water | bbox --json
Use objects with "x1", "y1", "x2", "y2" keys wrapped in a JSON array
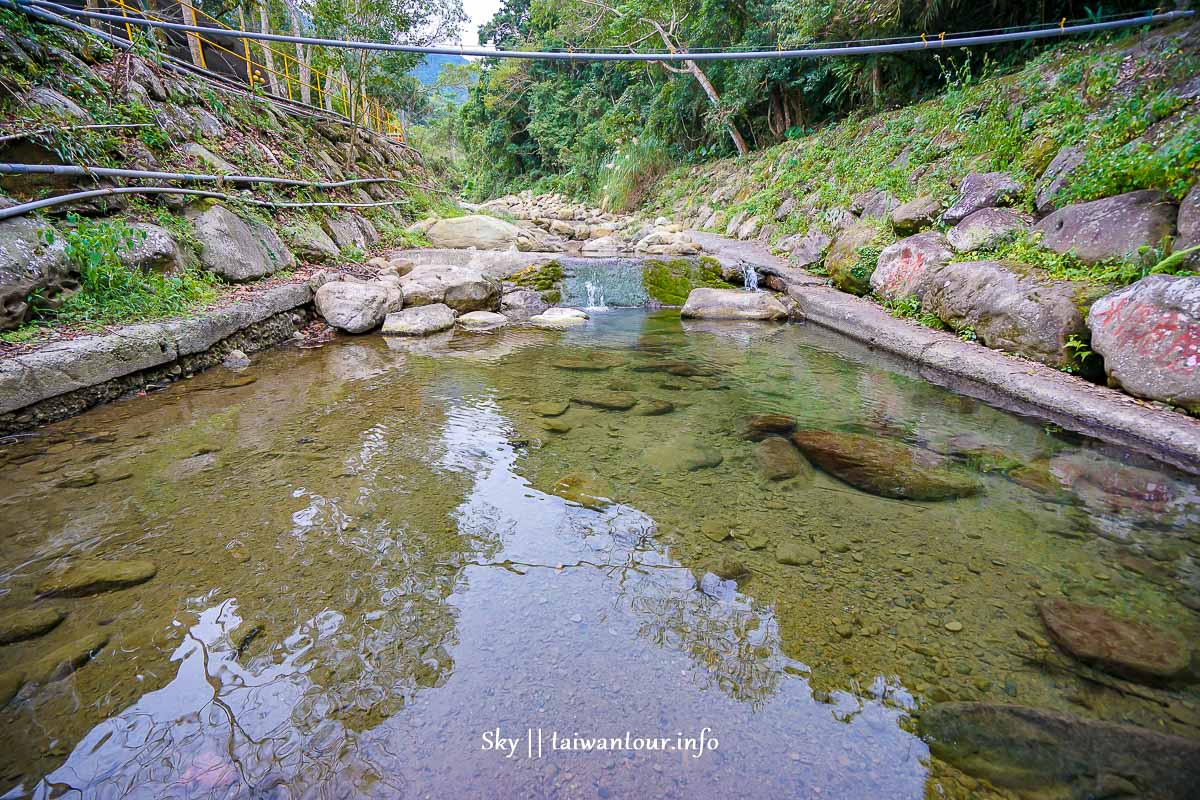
[
  {"x1": 560, "y1": 258, "x2": 651, "y2": 308},
  {"x1": 0, "y1": 310, "x2": 1197, "y2": 799}
]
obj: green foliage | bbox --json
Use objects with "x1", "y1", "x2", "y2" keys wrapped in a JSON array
[
  {"x1": 1062, "y1": 333, "x2": 1100, "y2": 376},
  {"x1": 511, "y1": 261, "x2": 564, "y2": 291},
  {"x1": 597, "y1": 136, "x2": 672, "y2": 213},
  {"x1": 880, "y1": 294, "x2": 946, "y2": 331},
  {"x1": 33, "y1": 214, "x2": 217, "y2": 327},
  {"x1": 340, "y1": 245, "x2": 366, "y2": 263},
  {"x1": 642, "y1": 257, "x2": 732, "y2": 305}
]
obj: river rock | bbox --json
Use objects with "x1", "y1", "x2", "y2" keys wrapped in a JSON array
[
  {"x1": 0, "y1": 670, "x2": 22, "y2": 706},
  {"x1": 315, "y1": 281, "x2": 394, "y2": 333},
  {"x1": 580, "y1": 235, "x2": 624, "y2": 256},
  {"x1": 530, "y1": 307, "x2": 589, "y2": 329},
  {"x1": 942, "y1": 172, "x2": 1021, "y2": 225},
  {"x1": 741, "y1": 413, "x2": 796, "y2": 441},
  {"x1": 947, "y1": 208, "x2": 1033, "y2": 253},
  {"x1": 37, "y1": 559, "x2": 157, "y2": 597},
  {"x1": 552, "y1": 472, "x2": 612, "y2": 509},
  {"x1": 457, "y1": 310, "x2": 508, "y2": 331},
  {"x1": 919, "y1": 261, "x2": 1090, "y2": 367},
  {"x1": 756, "y1": 436, "x2": 811, "y2": 481},
  {"x1": 919, "y1": 702, "x2": 1200, "y2": 799},
  {"x1": 645, "y1": 439, "x2": 723, "y2": 472},
  {"x1": 890, "y1": 194, "x2": 942, "y2": 235},
  {"x1": 27, "y1": 631, "x2": 109, "y2": 684},
  {"x1": 776, "y1": 541, "x2": 820, "y2": 566},
  {"x1": 632, "y1": 399, "x2": 674, "y2": 416},
  {"x1": 1035, "y1": 190, "x2": 1178, "y2": 265},
  {"x1": 776, "y1": 229, "x2": 832, "y2": 268},
  {"x1": 1177, "y1": 183, "x2": 1199, "y2": 269},
  {"x1": 791, "y1": 429, "x2": 979, "y2": 500},
  {"x1": 869, "y1": 232, "x2": 954, "y2": 301},
  {"x1": 399, "y1": 264, "x2": 501, "y2": 313},
  {"x1": 186, "y1": 204, "x2": 295, "y2": 281},
  {"x1": 825, "y1": 222, "x2": 892, "y2": 295},
  {"x1": 501, "y1": 287, "x2": 549, "y2": 320},
  {"x1": 381, "y1": 303, "x2": 456, "y2": 336},
  {"x1": 530, "y1": 400, "x2": 569, "y2": 417},
  {"x1": 0, "y1": 216, "x2": 72, "y2": 331},
  {"x1": 425, "y1": 215, "x2": 522, "y2": 250},
  {"x1": 0, "y1": 607, "x2": 65, "y2": 645},
  {"x1": 1087, "y1": 275, "x2": 1200, "y2": 411},
  {"x1": 708, "y1": 556, "x2": 749, "y2": 581},
  {"x1": 1037, "y1": 598, "x2": 1191, "y2": 683},
  {"x1": 571, "y1": 391, "x2": 637, "y2": 410},
  {"x1": 1034, "y1": 145, "x2": 1086, "y2": 215},
  {"x1": 680, "y1": 288, "x2": 788, "y2": 320}
]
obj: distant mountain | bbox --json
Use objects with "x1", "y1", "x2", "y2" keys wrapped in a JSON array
[{"x1": 409, "y1": 53, "x2": 470, "y2": 88}]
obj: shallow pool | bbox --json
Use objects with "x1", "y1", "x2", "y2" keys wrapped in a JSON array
[{"x1": 0, "y1": 310, "x2": 1196, "y2": 798}]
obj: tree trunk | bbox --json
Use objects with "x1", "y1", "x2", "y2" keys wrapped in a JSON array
[
  {"x1": 180, "y1": 0, "x2": 205, "y2": 68},
  {"x1": 258, "y1": 2, "x2": 280, "y2": 96},
  {"x1": 685, "y1": 59, "x2": 748, "y2": 157},
  {"x1": 286, "y1": 7, "x2": 311, "y2": 105}
]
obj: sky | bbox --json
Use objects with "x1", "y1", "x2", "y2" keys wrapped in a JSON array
[{"x1": 452, "y1": 0, "x2": 503, "y2": 50}]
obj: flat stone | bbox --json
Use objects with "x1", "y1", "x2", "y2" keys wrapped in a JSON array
[
  {"x1": 919, "y1": 702, "x2": 1200, "y2": 798},
  {"x1": 631, "y1": 399, "x2": 674, "y2": 416},
  {"x1": 755, "y1": 436, "x2": 811, "y2": 481},
  {"x1": 36, "y1": 559, "x2": 157, "y2": 598},
  {"x1": 0, "y1": 607, "x2": 65, "y2": 645},
  {"x1": 791, "y1": 429, "x2": 979, "y2": 500},
  {"x1": 530, "y1": 401, "x2": 570, "y2": 417},
  {"x1": 381, "y1": 303, "x2": 456, "y2": 336},
  {"x1": 776, "y1": 541, "x2": 820, "y2": 566},
  {"x1": 457, "y1": 310, "x2": 508, "y2": 331},
  {"x1": 571, "y1": 391, "x2": 637, "y2": 410},
  {"x1": 551, "y1": 472, "x2": 612, "y2": 509},
  {"x1": 644, "y1": 440, "x2": 723, "y2": 473},
  {"x1": 680, "y1": 288, "x2": 788, "y2": 320},
  {"x1": 529, "y1": 307, "x2": 589, "y2": 329},
  {"x1": 27, "y1": 632, "x2": 109, "y2": 684},
  {"x1": 1034, "y1": 145, "x2": 1085, "y2": 215},
  {"x1": 1038, "y1": 598, "x2": 1191, "y2": 683}
]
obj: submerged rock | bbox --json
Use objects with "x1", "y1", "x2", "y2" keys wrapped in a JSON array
[
  {"x1": 0, "y1": 607, "x2": 65, "y2": 645},
  {"x1": 571, "y1": 391, "x2": 637, "y2": 410},
  {"x1": 1087, "y1": 275, "x2": 1200, "y2": 412},
  {"x1": 919, "y1": 702, "x2": 1200, "y2": 800},
  {"x1": 631, "y1": 399, "x2": 674, "y2": 416},
  {"x1": 530, "y1": 401, "x2": 570, "y2": 417},
  {"x1": 27, "y1": 631, "x2": 109, "y2": 684},
  {"x1": 708, "y1": 556, "x2": 749, "y2": 581},
  {"x1": 553, "y1": 355, "x2": 623, "y2": 371},
  {"x1": 645, "y1": 440, "x2": 723, "y2": 473},
  {"x1": 36, "y1": 559, "x2": 157, "y2": 598},
  {"x1": 0, "y1": 670, "x2": 23, "y2": 706},
  {"x1": 457, "y1": 310, "x2": 508, "y2": 331},
  {"x1": 1037, "y1": 598, "x2": 1191, "y2": 683},
  {"x1": 776, "y1": 541, "x2": 820, "y2": 566},
  {"x1": 740, "y1": 413, "x2": 796, "y2": 441},
  {"x1": 679, "y1": 288, "x2": 788, "y2": 320},
  {"x1": 755, "y1": 436, "x2": 811, "y2": 481},
  {"x1": 552, "y1": 472, "x2": 612, "y2": 509},
  {"x1": 381, "y1": 303, "x2": 456, "y2": 336},
  {"x1": 790, "y1": 429, "x2": 979, "y2": 500}
]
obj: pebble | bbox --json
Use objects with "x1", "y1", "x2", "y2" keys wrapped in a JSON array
[{"x1": 944, "y1": 621, "x2": 963, "y2": 632}]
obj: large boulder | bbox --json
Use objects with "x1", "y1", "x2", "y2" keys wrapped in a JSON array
[
  {"x1": 1176, "y1": 183, "x2": 1198, "y2": 269},
  {"x1": 119, "y1": 223, "x2": 184, "y2": 273},
  {"x1": 1034, "y1": 145, "x2": 1085, "y2": 215},
  {"x1": 399, "y1": 264, "x2": 501, "y2": 313},
  {"x1": 186, "y1": 204, "x2": 295, "y2": 282},
  {"x1": 947, "y1": 208, "x2": 1033, "y2": 253},
  {"x1": 1087, "y1": 275, "x2": 1200, "y2": 411},
  {"x1": 775, "y1": 229, "x2": 831, "y2": 268},
  {"x1": 920, "y1": 260, "x2": 1090, "y2": 367},
  {"x1": 919, "y1": 702, "x2": 1200, "y2": 799},
  {"x1": 580, "y1": 235, "x2": 624, "y2": 256},
  {"x1": 869, "y1": 232, "x2": 954, "y2": 302},
  {"x1": 322, "y1": 212, "x2": 377, "y2": 252},
  {"x1": 825, "y1": 222, "x2": 893, "y2": 295},
  {"x1": 500, "y1": 287, "x2": 549, "y2": 320},
  {"x1": 1034, "y1": 190, "x2": 1177, "y2": 265},
  {"x1": 283, "y1": 219, "x2": 340, "y2": 263},
  {"x1": 314, "y1": 281, "x2": 397, "y2": 333},
  {"x1": 790, "y1": 429, "x2": 979, "y2": 500},
  {"x1": 942, "y1": 172, "x2": 1021, "y2": 225},
  {"x1": 380, "y1": 303, "x2": 456, "y2": 336},
  {"x1": 1037, "y1": 598, "x2": 1191, "y2": 683},
  {"x1": 425, "y1": 215, "x2": 521, "y2": 250},
  {"x1": 855, "y1": 189, "x2": 900, "y2": 221},
  {"x1": 680, "y1": 288, "x2": 788, "y2": 320},
  {"x1": 890, "y1": 194, "x2": 941, "y2": 235},
  {"x1": 0, "y1": 216, "x2": 73, "y2": 331}
]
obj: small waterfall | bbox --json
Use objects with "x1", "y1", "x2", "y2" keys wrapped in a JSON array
[
  {"x1": 584, "y1": 280, "x2": 608, "y2": 310},
  {"x1": 741, "y1": 263, "x2": 759, "y2": 291}
]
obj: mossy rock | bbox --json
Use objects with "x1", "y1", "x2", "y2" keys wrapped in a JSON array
[
  {"x1": 826, "y1": 223, "x2": 894, "y2": 295},
  {"x1": 511, "y1": 260, "x2": 564, "y2": 292},
  {"x1": 641, "y1": 256, "x2": 733, "y2": 305}
]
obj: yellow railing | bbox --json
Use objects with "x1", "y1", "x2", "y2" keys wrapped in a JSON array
[{"x1": 100, "y1": 0, "x2": 405, "y2": 142}]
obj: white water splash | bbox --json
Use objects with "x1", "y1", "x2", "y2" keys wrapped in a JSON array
[
  {"x1": 584, "y1": 280, "x2": 608, "y2": 310},
  {"x1": 741, "y1": 264, "x2": 759, "y2": 291}
]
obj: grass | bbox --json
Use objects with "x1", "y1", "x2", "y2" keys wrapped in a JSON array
[{"x1": 597, "y1": 136, "x2": 672, "y2": 213}]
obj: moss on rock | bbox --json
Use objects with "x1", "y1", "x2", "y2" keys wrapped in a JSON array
[{"x1": 642, "y1": 256, "x2": 733, "y2": 305}]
